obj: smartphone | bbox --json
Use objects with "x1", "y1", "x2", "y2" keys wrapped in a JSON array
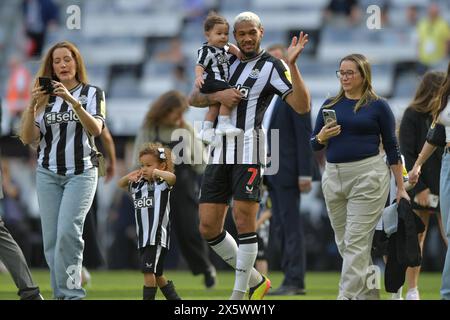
[
  {"x1": 322, "y1": 109, "x2": 337, "y2": 126},
  {"x1": 414, "y1": 193, "x2": 439, "y2": 208},
  {"x1": 38, "y1": 77, "x2": 54, "y2": 94},
  {"x1": 428, "y1": 194, "x2": 439, "y2": 208}
]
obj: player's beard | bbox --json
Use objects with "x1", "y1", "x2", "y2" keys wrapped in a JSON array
[{"x1": 240, "y1": 40, "x2": 261, "y2": 59}]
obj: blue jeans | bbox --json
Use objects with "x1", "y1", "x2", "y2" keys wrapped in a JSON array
[
  {"x1": 440, "y1": 152, "x2": 450, "y2": 299},
  {"x1": 36, "y1": 166, "x2": 97, "y2": 299}
]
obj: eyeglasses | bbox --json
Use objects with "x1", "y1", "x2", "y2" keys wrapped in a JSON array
[{"x1": 335, "y1": 70, "x2": 359, "y2": 79}]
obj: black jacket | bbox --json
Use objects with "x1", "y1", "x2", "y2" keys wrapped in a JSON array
[
  {"x1": 385, "y1": 199, "x2": 425, "y2": 293},
  {"x1": 399, "y1": 107, "x2": 443, "y2": 196},
  {"x1": 266, "y1": 97, "x2": 319, "y2": 188}
]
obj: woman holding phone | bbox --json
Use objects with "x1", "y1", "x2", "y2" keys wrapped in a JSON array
[
  {"x1": 311, "y1": 53, "x2": 408, "y2": 300},
  {"x1": 19, "y1": 41, "x2": 105, "y2": 300}
]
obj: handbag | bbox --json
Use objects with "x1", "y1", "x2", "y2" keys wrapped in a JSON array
[
  {"x1": 94, "y1": 150, "x2": 106, "y2": 177},
  {"x1": 78, "y1": 84, "x2": 106, "y2": 177},
  {"x1": 426, "y1": 119, "x2": 446, "y2": 147}
]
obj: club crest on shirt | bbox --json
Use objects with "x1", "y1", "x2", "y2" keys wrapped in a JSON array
[
  {"x1": 249, "y1": 69, "x2": 260, "y2": 79},
  {"x1": 78, "y1": 95, "x2": 88, "y2": 105},
  {"x1": 216, "y1": 53, "x2": 229, "y2": 64}
]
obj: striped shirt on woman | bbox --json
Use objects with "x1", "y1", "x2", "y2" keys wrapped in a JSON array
[{"x1": 35, "y1": 83, "x2": 106, "y2": 175}]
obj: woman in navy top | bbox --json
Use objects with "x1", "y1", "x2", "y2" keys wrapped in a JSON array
[{"x1": 311, "y1": 53, "x2": 409, "y2": 300}]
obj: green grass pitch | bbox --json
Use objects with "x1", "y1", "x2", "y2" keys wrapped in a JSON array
[{"x1": 0, "y1": 270, "x2": 443, "y2": 300}]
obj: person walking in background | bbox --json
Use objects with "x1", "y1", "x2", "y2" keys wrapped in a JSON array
[
  {"x1": 264, "y1": 44, "x2": 313, "y2": 296},
  {"x1": 19, "y1": 41, "x2": 105, "y2": 299},
  {"x1": 132, "y1": 90, "x2": 217, "y2": 289},
  {"x1": 409, "y1": 61, "x2": 450, "y2": 300},
  {"x1": 416, "y1": 3, "x2": 450, "y2": 72},
  {"x1": 254, "y1": 188, "x2": 271, "y2": 276},
  {"x1": 1, "y1": 106, "x2": 42, "y2": 300},
  {"x1": 22, "y1": 0, "x2": 59, "y2": 58},
  {"x1": 311, "y1": 53, "x2": 409, "y2": 300},
  {"x1": 189, "y1": 11, "x2": 311, "y2": 300},
  {"x1": 399, "y1": 71, "x2": 448, "y2": 300},
  {"x1": 0, "y1": 209, "x2": 43, "y2": 300},
  {"x1": 6, "y1": 56, "x2": 32, "y2": 134},
  {"x1": 81, "y1": 126, "x2": 117, "y2": 286},
  {"x1": 118, "y1": 143, "x2": 181, "y2": 300}
]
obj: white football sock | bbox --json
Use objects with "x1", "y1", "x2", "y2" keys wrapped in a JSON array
[
  {"x1": 218, "y1": 115, "x2": 231, "y2": 124},
  {"x1": 203, "y1": 121, "x2": 213, "y2": 130},
  {"x1": 208, "y1": 231, "x2": 262, "y2": 288},
  {"x1": 233, "y1": 240, "x2": 258, "y2": 295}
]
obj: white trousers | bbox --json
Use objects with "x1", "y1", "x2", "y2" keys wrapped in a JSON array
[{"x1": 322, "y1": 154, "x2": 390, "y2": 300}]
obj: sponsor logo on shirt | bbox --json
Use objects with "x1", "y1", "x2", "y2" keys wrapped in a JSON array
[
  {"x1": 134, "y1": 196, "x2": 154, "y2": 209},
  {"x1": 235, "y1": 84, "x2": 250, "y2": 100},
  {"x1": 44, "y1": 110, "x2": 80, "y2": 126},
  {"x1": 284, "y1": 70, "x2": 292, "y2": 83}
]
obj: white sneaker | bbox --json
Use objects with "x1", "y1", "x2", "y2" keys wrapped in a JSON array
[
  {"x1": 215, "y1": 122, "x2": 242, "y2": 136},
  {"x1": 390, "y1": 293, "x2": 404, "y2": 300},
  {"x1": 197, "y1": 128, "x2": 215, "y2": 145},
  {"x1": 406, "y1": 288, "x2": 420, "y2": 300}
]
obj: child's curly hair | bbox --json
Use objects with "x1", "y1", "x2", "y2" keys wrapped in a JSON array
[
  {"x1": 138, "y1": 142, "x2": 174, "y2": 173},
  {"x1": 204, "y1": 12, "x2": 229, "y2": 32}
]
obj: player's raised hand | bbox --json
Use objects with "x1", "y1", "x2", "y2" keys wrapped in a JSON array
[{"x1": 287, "y1": 31, "x2": 309, "y2": 65}]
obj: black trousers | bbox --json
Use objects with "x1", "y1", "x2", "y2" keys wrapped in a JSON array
[
  {"x1": 82, "y1": 193, "x2": 104, "y2": 268},
  {"x1": 170, "y1": 165, "x2": 213, "y2": 275},
  {"x1": 268, "y1": 185, "x2": 306, "y2": 289}
]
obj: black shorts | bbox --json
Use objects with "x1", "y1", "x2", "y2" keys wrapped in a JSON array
[
  {"x1": 200, "y1": 80, "x2": 231, "y2": 94},
  {"x1": 139, "y1": 245, "x2": 168, "y2": 276},
  {"x1": 199, "y1": 164, "x2": 262, "y2": 204}
]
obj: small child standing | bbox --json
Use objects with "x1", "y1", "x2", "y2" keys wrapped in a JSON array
[
  {"x1": 195, "y1": 12, "x2": 242, "y2": 144},
  {"x1": 118, "y1": 142, "x2": 181, "y2": 300}
]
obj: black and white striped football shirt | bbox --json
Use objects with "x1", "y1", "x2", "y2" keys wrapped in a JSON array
[
  {"x1": 129, "y1": 179, "x2": 172, "y2": 249},
  {"x1": 35, "y1": 83, "x2": 106, "y2": 175},
  {"x1": 209, "y1": 50, "x2": 293, "y2": 165},
  {"x1": 196, "y1": 42, "x2": 230, "y2": 84}
]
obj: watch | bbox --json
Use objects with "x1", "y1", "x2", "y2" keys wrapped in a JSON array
[{"x1": 316, "y1": 134, "x2": 324, "y2": 144}]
